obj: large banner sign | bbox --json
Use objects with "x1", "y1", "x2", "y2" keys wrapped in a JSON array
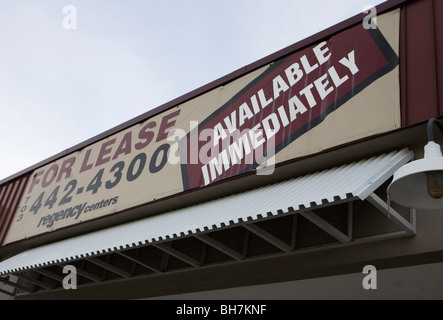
[{"x1": 3, "y1": 10, "x2": 400, "y2": 244}]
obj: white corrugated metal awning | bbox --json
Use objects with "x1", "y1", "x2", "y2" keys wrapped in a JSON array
[{"x1": 0, "y1": 148, "x2": 414, "y2": 276}]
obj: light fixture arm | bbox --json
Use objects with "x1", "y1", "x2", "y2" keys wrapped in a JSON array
[{"x1": 427, "y1": 118, "x2": 443, "y2": 142}]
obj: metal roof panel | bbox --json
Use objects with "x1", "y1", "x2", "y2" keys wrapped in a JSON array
[{"x1": 0, "y1": 148, "x2": 413, "y2": 275}]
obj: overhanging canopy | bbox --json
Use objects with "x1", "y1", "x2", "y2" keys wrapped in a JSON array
[{"x1": 0, "y1": 148, "x2": 416, "y2": 297}]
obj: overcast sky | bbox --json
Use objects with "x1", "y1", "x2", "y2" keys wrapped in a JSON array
[{"x1": 0, "y1": 0, "x2": 387, "y2": 181}]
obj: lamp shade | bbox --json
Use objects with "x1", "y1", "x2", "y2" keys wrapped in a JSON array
[{"x1": 387, "y1": 142, "x2": 443, "y2": 210}]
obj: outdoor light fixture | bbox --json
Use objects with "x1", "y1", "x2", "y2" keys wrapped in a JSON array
[{"x1": 387, "y1": 118, "x2": 443, "y2": 210}]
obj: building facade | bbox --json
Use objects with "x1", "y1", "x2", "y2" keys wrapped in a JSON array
[{"x1": 0, "y1": 0, "x2": 442, "y2": 300}]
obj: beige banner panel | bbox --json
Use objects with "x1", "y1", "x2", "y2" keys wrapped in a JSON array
[{"x1": 4, "y1": 10, "x2": 400, "y2": 244}]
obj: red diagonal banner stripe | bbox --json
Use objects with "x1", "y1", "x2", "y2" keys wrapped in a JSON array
[{"x1": 180, "y1": 23, "x2": 398, "y2": 190}]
